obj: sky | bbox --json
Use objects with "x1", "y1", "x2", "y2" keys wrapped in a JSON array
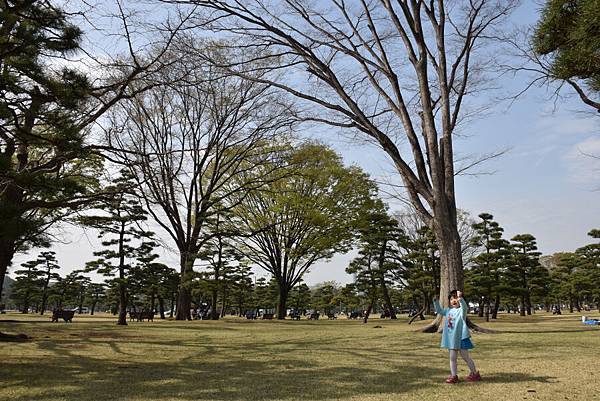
[{"x1": 7, "y1": 1, "x2": 599, "y2": 287}]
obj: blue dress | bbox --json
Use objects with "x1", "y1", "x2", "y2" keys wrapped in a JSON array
[{"x1": 433, "y1": 299, "x2": 474, "y2": 350}]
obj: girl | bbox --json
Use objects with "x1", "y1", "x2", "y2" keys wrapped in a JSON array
[{"x1": 434, "y1": 290, "x2": 481, "y2": 384}]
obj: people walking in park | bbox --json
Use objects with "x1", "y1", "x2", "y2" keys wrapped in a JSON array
[{"x1": 434, "y1": 290, "x2": 481, "y2": 384}]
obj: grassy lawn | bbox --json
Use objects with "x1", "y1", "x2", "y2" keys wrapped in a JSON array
[{"x1": 1, "y1": 312, "x2": 599, "y2": 401}]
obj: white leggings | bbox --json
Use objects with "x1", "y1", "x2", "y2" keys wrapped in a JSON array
[{"x1": 449, "y1": 349, "x2": 477, "y2": 376}]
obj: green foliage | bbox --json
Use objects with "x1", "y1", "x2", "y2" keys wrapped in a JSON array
[
  {"x1": 534, "y1": 0, "x2": 600, "y2": 91},
  {"x1": 231, "y1": 141, "x2": 375, "y2": 317},
  {"x1": 464, "y1": 213, "x2": 511, "y2": 320},
  {"x1": 401, "y1": 226, "x2": 439, "y2": 311},
  {"x1": 0, "y1": 0, "x2": 101, "y2": 257}
]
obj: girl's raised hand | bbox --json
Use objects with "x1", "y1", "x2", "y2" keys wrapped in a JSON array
[{"x1": 457, "y1": 291, "x2": 463, "y2": 299}]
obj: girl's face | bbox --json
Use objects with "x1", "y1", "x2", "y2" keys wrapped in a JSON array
[{"x1": 449, "y1": 297, "x2": 459, "y2": 308}]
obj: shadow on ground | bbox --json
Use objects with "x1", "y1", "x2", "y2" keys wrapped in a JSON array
[{"x1": 0, "y1": 331, "x2": 557, "y2": 401}]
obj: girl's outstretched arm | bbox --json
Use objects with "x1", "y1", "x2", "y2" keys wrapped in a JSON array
[
  {"x1": 433, "y1": 298, "x2": 447, "y2": 316},
  {"x1": 459, "y1": 295, "x2": 468, "y2": 316}
]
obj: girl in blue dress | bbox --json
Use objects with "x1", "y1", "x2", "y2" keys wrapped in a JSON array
[{"x1": 434, "y1": 290, "x2": 481, "y2": 384}]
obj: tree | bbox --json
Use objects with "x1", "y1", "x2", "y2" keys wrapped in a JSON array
[
  {"x1": 289, "y1": 282, "x2": 311, "y2": 314},
  {"x1": 228, "y1": 263, "x2": 254, "y2": 317},
  {"x1": 354, "y1": 200, "x2": 407, "y2": 319},
  {"x1": 310, "y1": 282, "x2": 340, "y2": 315},
  {"x1": 465, "y1": 213, "x2": 510, "y2": 321},
  {"x1": 575, "y1": 229, "x2": 600, "y2": 311},
  {"x1": 10, "y1": 259, "x2": 43, "y2": 313},
  {"x1": 197, "y1": 215, "x2": 245, "y2": 320},
  {"x1": 175, "y1": 0, "x2": 519, "y2": 331},
  {"x1": 0, "y1": 1, "x2": 187, "y2": 308},
  {"x1": 400, "y1": 226, "x2": 440, "y2": 317},
  {"x1": 80, "y1": 172, "x2": 155, "y2": 325},
  {"x1": 230, "y1": 142, "x2": 374, "y2": 319},
  {"x1": 108, "y1": 44, "x2": 295, "y2": 320},
  {"x1": 506, "y1": 234, "x2": 549, "y2": 316},
  {"x1": 346, "y1": 251, "x2": 381, "y2": 324},
  {"x1": 86, "y1": 283, "x2": 106, "y2": 315},
  {"x1": 532, "y1": 0, "x2": 600, "y2": 113}
]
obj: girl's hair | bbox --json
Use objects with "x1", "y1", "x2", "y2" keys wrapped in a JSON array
[{"x1": 447, "y1": 290, "x2": 459, "y2": 301}]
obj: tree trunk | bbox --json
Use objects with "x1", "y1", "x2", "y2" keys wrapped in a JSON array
[
  {"x1": 210, "y1": 288, "x2": 219, "y2": 320},
  {"x1": 220, "y1": 288, "x2": 227, "y2": 318},
  {"x1": 363, "y1": 301, "x2": 373, "y2": 324},
  {"x1": 170, "y1": 291, "x2": 176, "y2": 317},
  {"x1": 0, "y1": 239, "x2": 16, "y2": 302},
  {"x1": 150, "y1": 291, "x2": 156, "y2": 315},
  {"x1": 485, "y1": 298, "x2": 490, "y2": 322},
  {"x1": 420, "y1": 218, "x2": 464, "y2": 333},
  {"x1": 276, "y1": 284, "x2": 289, "y2": 320},
  {"x1": 91, "y1": 301, "x2": 97, "y2": 315},
  {"x1": 520, "y1": 294, "x2": 526, "y2": 316},
  {"x1": 478, "y1": 297, "x2": 484, "y2": 317},
  {"x1": 176, "y1": 252, "x2": 194, "y2": 321},
  {"x1": 525, "y1": 292, "x2": 532, "y2": 315},
  {"x1": 158, "y1": 295, "x2": 165, "y2": 319},
  {"x1": 492, "y1": 294, "x2": 500, "y2": 319},
  {"x1": 377, "y1": 240, "x2": 397, "y2": 319},
  {"x1": 117, "y1": 282, "x2": 128, "y2": 326},
  {"x1": 21, "y1": 291, "x2": 29, "y2": 314},
  {"x1": 424, "y1": 293, "x2": 432, "y2": 315}
]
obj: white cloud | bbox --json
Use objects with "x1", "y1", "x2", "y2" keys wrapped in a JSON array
[{"x1": 563, "y1": 136, "x2": 600, "y2": 184}]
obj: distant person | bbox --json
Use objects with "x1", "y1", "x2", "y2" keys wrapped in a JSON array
[{"x1": 434, "y1": 290, "x2": 481, "y2": 384}]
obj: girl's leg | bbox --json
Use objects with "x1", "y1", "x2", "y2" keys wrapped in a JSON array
[
  {"x1": 459, "y1": 349, "x2": 477, "y2": 373},
  {"x1": 449, "y1": 349, "x2": 458, "y2": 376}
]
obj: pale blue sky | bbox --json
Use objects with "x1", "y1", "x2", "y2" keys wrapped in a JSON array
[{"x1": 9, "y1": 1, "x2": 599, "y2": 286}]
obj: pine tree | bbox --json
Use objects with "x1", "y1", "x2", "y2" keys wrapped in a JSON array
[
  {"x1": 507, "y1": 234, "x2": 548, "y2": 316},
  {"x1": 465, "y1": 213, "x2": 511, "y2": 321},
  {"x1": 401, "y1": 226, "x2": 440, "y2": 316},
  {"x1": 353, "y1": 201, "x2": 407, "y2": 319},
  {"x1": 80, "y1": 171, "x2": 154, "y2": 325},
  {"x1": 11, "y1": 259, "x2": 43, "y2": 313}
]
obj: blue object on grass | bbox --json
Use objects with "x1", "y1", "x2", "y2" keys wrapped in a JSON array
[{"x1": 583, "y1": 320, "x2": 599, "y2": 325}]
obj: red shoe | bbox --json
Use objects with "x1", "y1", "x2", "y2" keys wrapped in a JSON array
[
  {"x1": 466, "y1": 372, "x2": 481, "y2": 382},
  {"x1": 445, "y1": 375, "x2": 459, "y2": 384}
]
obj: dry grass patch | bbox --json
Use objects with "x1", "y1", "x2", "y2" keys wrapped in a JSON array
[{"x1": 1, "y1": 312, "x2": 599, "y2": 401}]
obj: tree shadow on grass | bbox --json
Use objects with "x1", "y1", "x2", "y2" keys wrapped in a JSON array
[{"x1": 0, "y1": 335, "x2": 557, "y2": 401}]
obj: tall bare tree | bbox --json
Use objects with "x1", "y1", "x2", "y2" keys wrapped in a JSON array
[
  {"x1": 170, "y1": 0, "x2": 518, "y2": 329},
  {"x1": 107, "y1": 44, "x2": 294, "y2": 320}
]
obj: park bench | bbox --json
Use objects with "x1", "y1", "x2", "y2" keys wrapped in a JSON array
[
  {"x1": 245, "y1": 311, "x2": 258, "y2": 320},
  {"x1": 51, "y1": 310, "x2": 75, "y2": 323},
  {"x1": 308, "y1": 312, "x2": 320, "y2": 320},
  {"x1": 290, "y1": 312, "x2": 301, "y2": 320},
  {"x1": 348, "y1": 311, "x2": 362, "y2": 319},
  {"x1": 262, "y1": 313, "x2": 274, "y2": 320},
  {"x1": 129, "y1": 311, "x2": 154, "y2": 322},
  {"x1": 327, "y1": 313, "x2": 337, "y2": 320}
]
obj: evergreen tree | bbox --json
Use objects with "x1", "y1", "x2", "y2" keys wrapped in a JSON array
[
  {"x1": 10, "y1": 259, "x2": 43, "y2": 313},
  {"x1": 85, "y1": 283, "x2": 106, "y2": 315},
  {"x1": 506, "y1": 234, "x2": 548, "y2": 316},
  {"x1": 0, "y1": 0, "x2": 104, "y2": 301},
  {"x1": 401, "y1": 226, "x2": 440, "y2": 316},
  {"x1": 36, "y1": 251, "x2": 61, "y2": 315},
  {"x1": 533, "y1": 0, "x2": 600, "y2": 112},
  {"x1": 80, "y1": 172, "x2": 154, "y2": 325},
  {"x1": 465, "y1": 213, "x2": 511, "y2": 321},
  {"x1": 353, "y1": 201, "x2": 407, "y2": 319},
  {"x1": 288, "y1": 282, "x2": 311, "y2": 314}
]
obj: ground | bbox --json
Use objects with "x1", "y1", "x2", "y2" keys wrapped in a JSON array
[{"x1": 0, "y1": 312, "x2": 598, "y2": 401}]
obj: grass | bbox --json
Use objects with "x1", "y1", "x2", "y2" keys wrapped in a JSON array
[{"x1": 1, "y1": 312, "x2": 599, "y2": 401}]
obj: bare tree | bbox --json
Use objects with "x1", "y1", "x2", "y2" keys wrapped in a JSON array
[
  {"x1": 168, "y1": 0, "x2": 519, "y2": 330},
  {"x1": 107, "y1": 44, "x2": 295, "y2": 320}
]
